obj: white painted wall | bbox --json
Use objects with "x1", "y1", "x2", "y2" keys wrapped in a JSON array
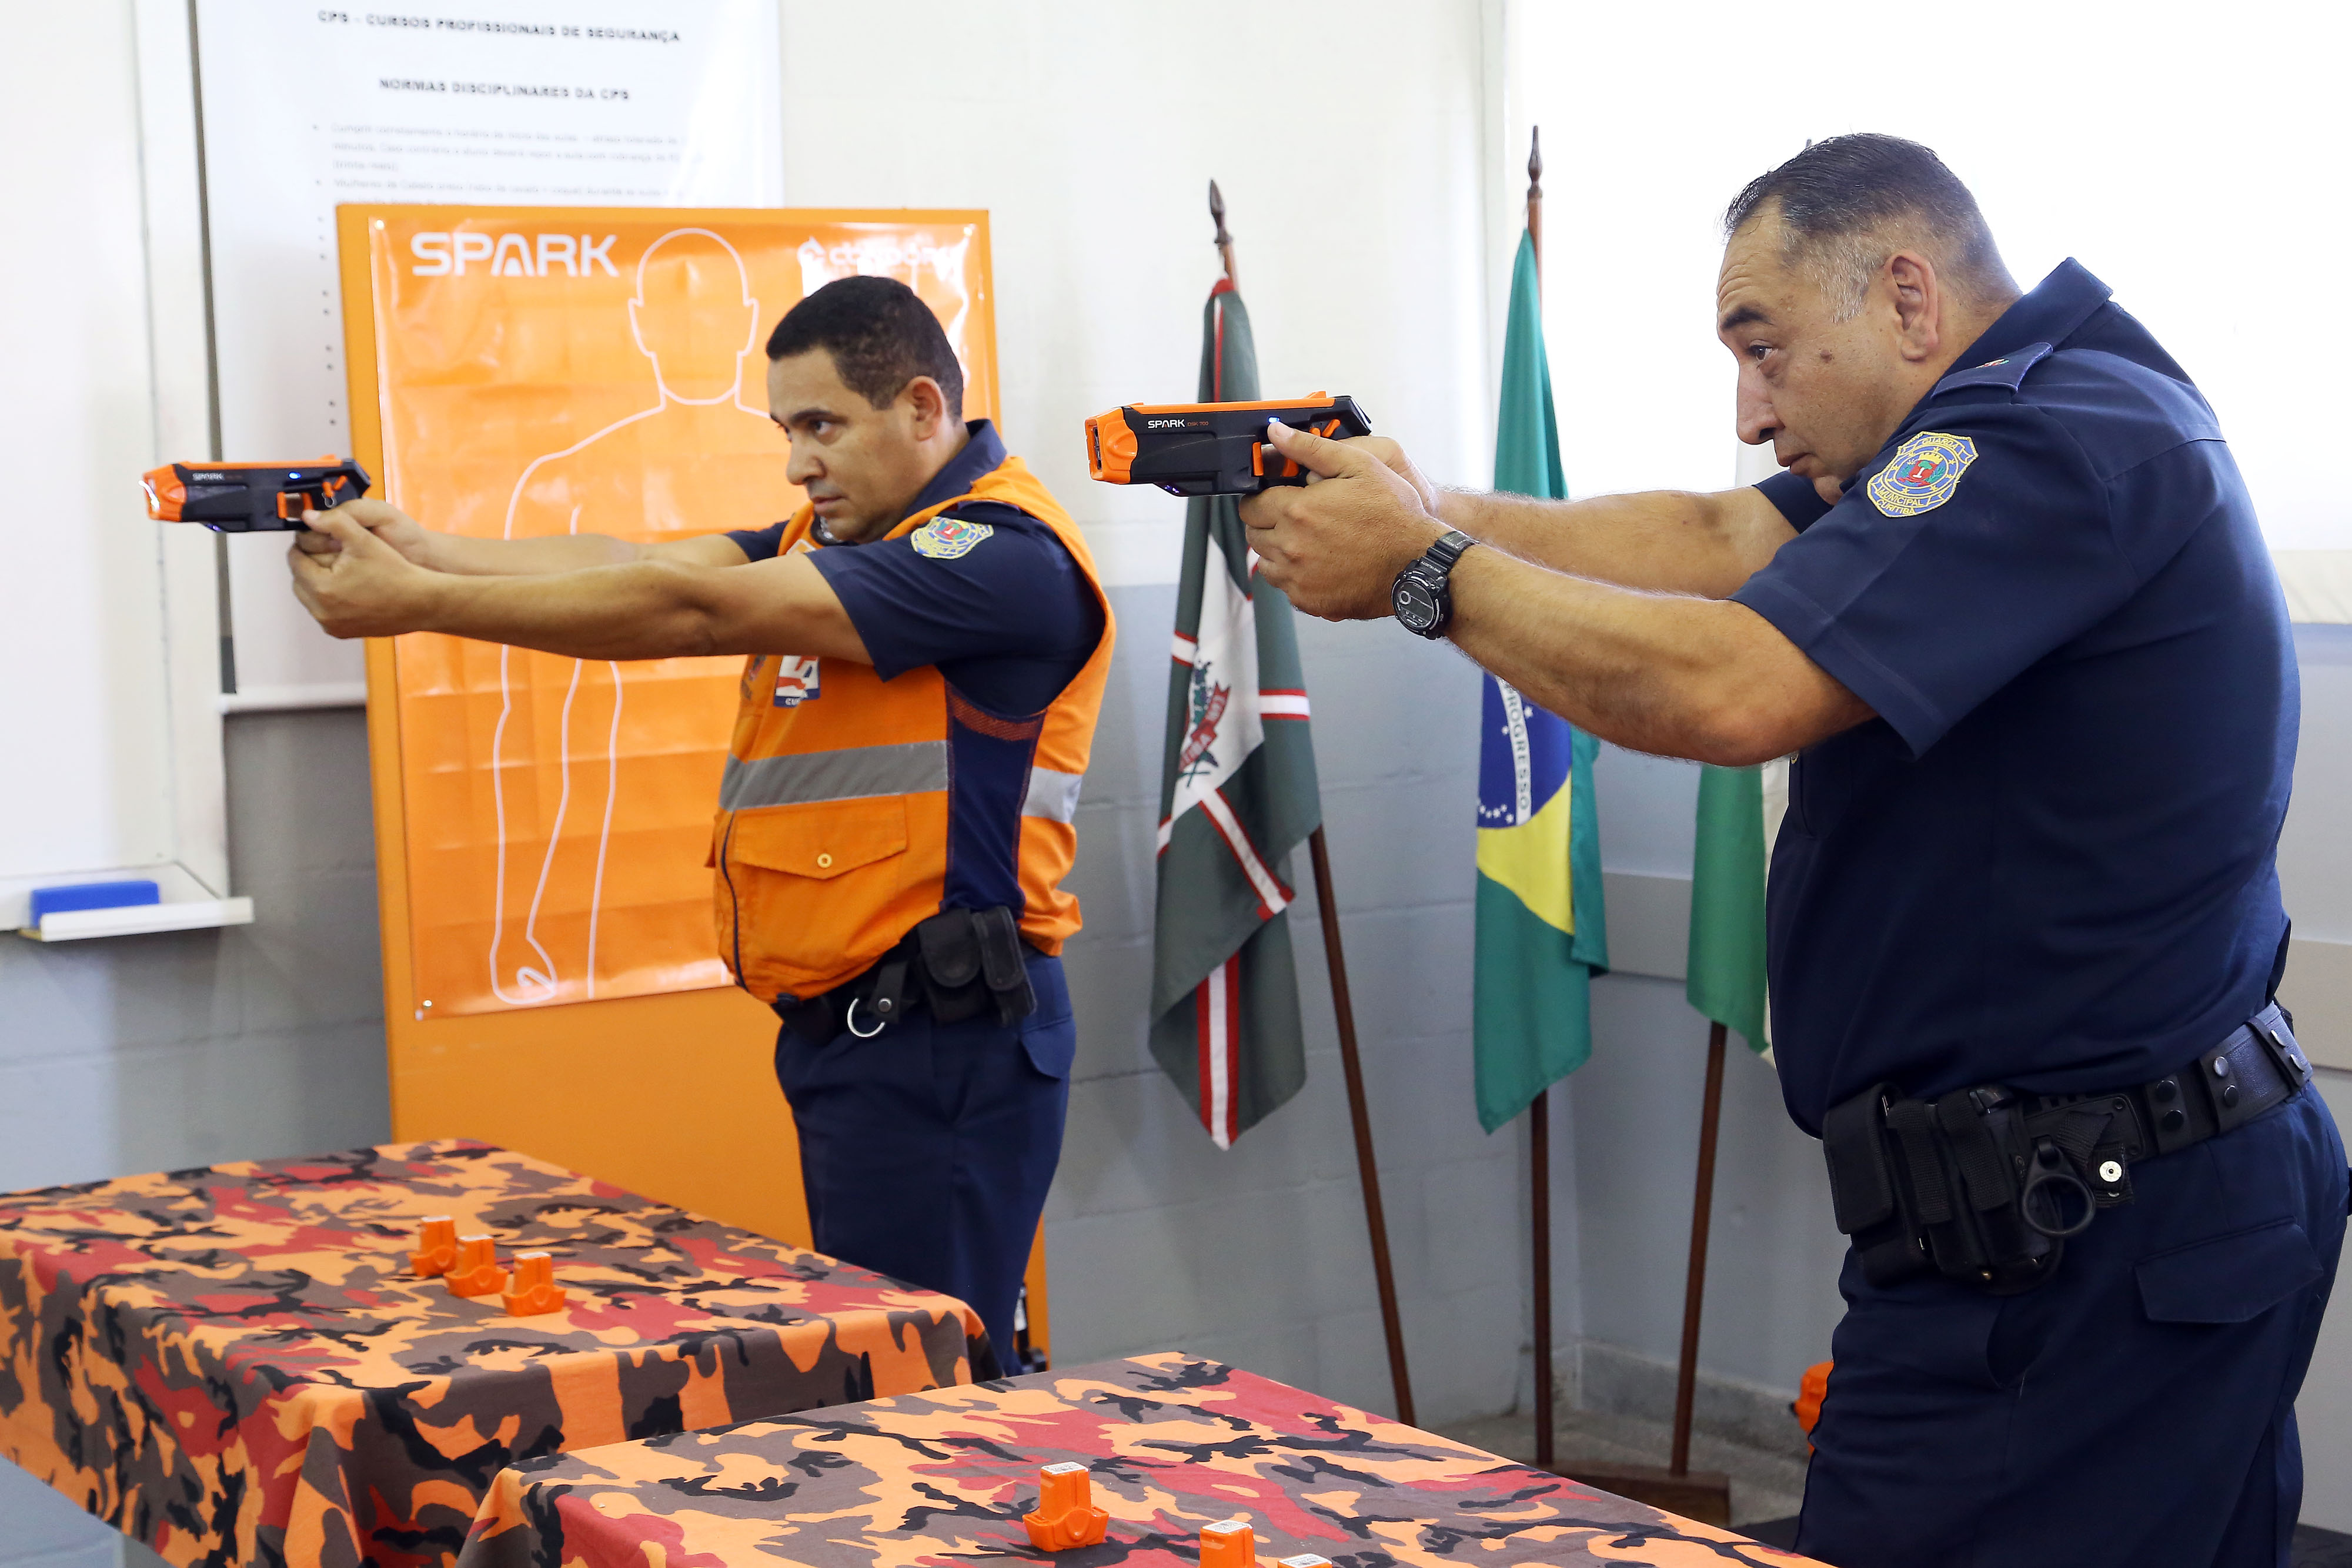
[
  {"x1": 0, "y1": 0, "x2": 228, "y2": 929},
  {"x1": 773, "y1": 0, "x2": 1506, "y2": 583}
]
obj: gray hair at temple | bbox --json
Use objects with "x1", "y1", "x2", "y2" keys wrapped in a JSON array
[{"x1": 1723, "y1": 133, "x2": 2019, "y2": 320}]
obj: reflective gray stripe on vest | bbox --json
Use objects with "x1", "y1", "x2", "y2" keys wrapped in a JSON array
[
  {"x1": 720, "y1": 741, "x2": 948, "y2": 811},
  {"x1": 1023, "y1": 767, "x2": 1084, "y2": 823}
]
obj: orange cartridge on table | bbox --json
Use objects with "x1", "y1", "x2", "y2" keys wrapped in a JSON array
[
  {"x1": 1084, "y1": 395, "x2": 1371, "y2": 497},
  {"x1": 1022, "y1": 1461, "x2": 1109, "y2": 1550},
  {"x1": 1199, "y1": 1517, "x2": 1257, "y2": 1568},
  {"x1": 140, "y1": 456, "x2": 370, "y2": 532},
  {"x1": 443, "y1": 1235, "x2": 509, "y2": 1299}
]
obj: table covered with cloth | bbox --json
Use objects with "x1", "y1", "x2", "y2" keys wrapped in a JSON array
[
  {"x1": 460, "y1": 1352, "x2": 1820, "y2": 1567},
  {"x1": 0, "y1": 1139, "x2": 986, "y2": 1567}
]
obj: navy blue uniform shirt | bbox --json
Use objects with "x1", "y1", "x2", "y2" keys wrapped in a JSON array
[
  {"x1": 1733, "y1": 260, "x2": 2297, "y2": 1134},
  {"x1": 727, "y1": 420, "x2": 1104, "y2": 716}
]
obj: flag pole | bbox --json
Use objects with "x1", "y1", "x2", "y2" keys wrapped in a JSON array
[
  {"x1": 1522, "y1": 127, "x2": 1558, "y2": 1476},
  {"x1": 1309, "y1": 828, "x2": 1416, "y2": 1426},
  {"x1": 1212, "y1": 181, "x2": 1415, "y2": 1426},
  {"x1": 1518, "y1": 132, "x2": 1732, "y2": 1523},
  {"x1": 1670, "y1": 1022, "x2": 1729, "y2": 1475}
]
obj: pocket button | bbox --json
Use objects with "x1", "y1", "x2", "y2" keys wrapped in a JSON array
[{"x1": 816, "y1": 852, "x2": 833, "y2": 869}]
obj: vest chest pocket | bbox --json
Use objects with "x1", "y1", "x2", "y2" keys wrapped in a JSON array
[{"x1": 728, "y1": 797, "x2": 909, "y2": 879}]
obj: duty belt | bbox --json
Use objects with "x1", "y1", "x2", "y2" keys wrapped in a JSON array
[
  {"x1": 773, "y1": 905, "x2": 1039, "y2": 1048},
  {"x1": 1820, "y1": 1004, "x2": 2313, "y2": 1295}
]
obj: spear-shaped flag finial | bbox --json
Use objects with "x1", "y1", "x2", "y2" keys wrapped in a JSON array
[{"x1": 1210, "y1": 179, "x2": 1237, "y2": 289}]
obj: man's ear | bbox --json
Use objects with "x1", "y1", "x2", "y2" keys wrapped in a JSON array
[
  {"x1": 1886, "y1": 250, "x2": 1943, "y2": 363},
  {"x1": 901, "y1": 376, "x2": 949, "y2": 439}
]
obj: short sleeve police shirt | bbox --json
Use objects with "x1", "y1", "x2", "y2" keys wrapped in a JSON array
[
  {"x1": 1731, "y1": 260, "x2": 2297, "y2": 1134},
  {"x1": 727, "y1": 421, "x2": 1105, "y2": 717}
]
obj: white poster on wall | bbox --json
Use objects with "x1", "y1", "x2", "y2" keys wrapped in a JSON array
[{"x1": 192, "y1": 0, "x2": 783, "y2": 704}]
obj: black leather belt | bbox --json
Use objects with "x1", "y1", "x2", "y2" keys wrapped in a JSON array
[
  {"x1": 772, "y1": 905, "x2": 1039, "y2": 1048},
  {"x1": 1823, "y1": 1004, "x2": 2314, "y2": 1293},
  {"x1": 2019, "y1": 1002, "x2": 2313, "y2": 1203}
]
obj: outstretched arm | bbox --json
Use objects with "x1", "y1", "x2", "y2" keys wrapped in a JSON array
[
  {"x1": 288, "y1": 512, "x2": 869, "y2": 663},
  {"x1": 1349, "y1": 436, "x2": 1799, "y2": 599},
  {"x1": 1240, "y1": 423, "x2": 1869, "y2": 765},
  {"x1": 299, "y1": 497, "x2": 753, "y2": 575}
]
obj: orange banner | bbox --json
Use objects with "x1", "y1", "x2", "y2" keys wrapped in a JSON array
[{"x1": 348, "y1": 208, "x2": 998, "y2": 1018}]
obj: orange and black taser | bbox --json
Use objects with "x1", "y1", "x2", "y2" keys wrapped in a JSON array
[
  {"x1": 1085, "y1": 394, "x2": 1370, "y2": 497},
  {"x1": 141, "y1": 456, "x2": 372, "y2": 532}
]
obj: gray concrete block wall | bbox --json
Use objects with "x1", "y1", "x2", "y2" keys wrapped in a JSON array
[{"x1": 0, "y1": 710, "x2": 387, "y2": 1193}]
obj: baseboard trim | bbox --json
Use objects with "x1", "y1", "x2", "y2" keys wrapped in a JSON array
[{"x1": 1567, "y1": 1340, "x2": 1811, "y2": 1462}]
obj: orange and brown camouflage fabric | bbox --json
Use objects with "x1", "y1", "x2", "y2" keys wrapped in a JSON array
[
  {"x1": 0, "y1": 1139, "x2": 985, "y2": 1568},
  {"x1": 459, "y1": 1352, "x2": 1825, "y2": 1568}
]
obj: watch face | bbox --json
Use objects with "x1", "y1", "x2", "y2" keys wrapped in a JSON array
[{"x1": 1394, "y1": 575, "x2": 1442, "y2": 632}]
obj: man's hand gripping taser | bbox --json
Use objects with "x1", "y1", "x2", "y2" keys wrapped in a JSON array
[
  {"x1": 1085, "y1": 394, "x2": 1370, "y2": 497},
  {"x1": 141, "y1": 457, "x2": 372, "y2": 532}
]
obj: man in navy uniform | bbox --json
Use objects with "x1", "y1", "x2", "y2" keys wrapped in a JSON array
[{"x1": 1243, "y1": 134, "x2": 2344, "y2": 1566}]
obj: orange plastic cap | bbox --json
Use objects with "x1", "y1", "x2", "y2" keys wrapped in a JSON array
[
  {"x1": 500, "y1": 1251, "x2": 568, "y2": 1316},
  {"x1": 141, "y1": 464, "x2": 185, "y2": 521},
  {"x1": 445, "y1": 1234, "x2": 509, "y2": 1299},
  {"x1": 408, "y1": 1215, "x2": 459, "y2": 1277},
  {"x1": 1200, "y1": 1517, "x2": 1255, "y2": 1568},
  {"x1": 1022, "y1": 1461, "x2": 1108, "y2": 1550},
  {"x1": 1087, "y1": 409, "x2": 1137, "y2": 484},
  {"x1": 1794, "y1": 1359, "x2": 1832, "y2": 1436}
]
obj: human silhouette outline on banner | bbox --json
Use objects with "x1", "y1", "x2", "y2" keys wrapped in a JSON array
[{"x1": 488, "y1": 228, "x2": 791, "y2": 1004}]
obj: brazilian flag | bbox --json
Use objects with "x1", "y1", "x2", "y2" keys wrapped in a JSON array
[{"x1": 1472, "y1": 230, "x2": 1608, "y2": 1134}]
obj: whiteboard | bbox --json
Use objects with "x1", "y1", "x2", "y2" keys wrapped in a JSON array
[
  {"x1": 191, "y1": 0, "x2": 784, "y2": 705},
  {"x1": 0, "y1": 2, "x2": 223, "y2": 926}
]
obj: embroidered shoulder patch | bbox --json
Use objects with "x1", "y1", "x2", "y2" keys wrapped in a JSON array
[
  {"x1": 910, "y1": 516, "x2": 994, "y2": 560},
  {"x1": 1866, "y1": 431, "x2": 1978, "y2": 517}
]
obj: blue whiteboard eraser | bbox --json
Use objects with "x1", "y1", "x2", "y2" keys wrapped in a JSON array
[{"x1": 29, "y1": 881, "x2": 162, "y2": 923}]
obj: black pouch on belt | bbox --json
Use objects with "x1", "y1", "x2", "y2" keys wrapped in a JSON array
[
  {"x1": 1823, "y1": 1082, "x2": 2074, "y2": 1295},
  {"x1": 913, "y1": 906, "x2": 1038, "y2": 1027}
]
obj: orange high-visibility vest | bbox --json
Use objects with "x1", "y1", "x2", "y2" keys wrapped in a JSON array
[{"x1": 713, "y1": 452, "x2": 1115, "y2": 1004}]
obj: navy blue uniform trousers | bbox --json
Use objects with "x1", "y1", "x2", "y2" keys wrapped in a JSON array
[
  {"x1": 771, "y1": 948, "x2": 1073, "y2": 1376},
  {"x1": 1799, "y1": 1087, "x2": 2347, "y2": 1568}
]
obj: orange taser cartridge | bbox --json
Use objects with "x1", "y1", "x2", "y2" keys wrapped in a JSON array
[
  {"x1": 1085, "y1": 394, "x2": 1370, "y2": 497},
  {"x1": 141, "y1": 456, "x2": 372, "y2": 533}
]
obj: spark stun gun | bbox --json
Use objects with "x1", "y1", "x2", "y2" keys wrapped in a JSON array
[
  {"x1": 1085, "y1": 394, "x2": 1371, "y2": 497},
  {"x1": 141, "y1": 457, "x2": 372, "y2": 533}
]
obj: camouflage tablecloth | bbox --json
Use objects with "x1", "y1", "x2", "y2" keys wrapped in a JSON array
[
  {"x1": 459, "y1": 1352, "x2": 1820, "y2": 1567},
  {"x1": 0, "y1": 1139, "x2": 986, "y2": 1567}
]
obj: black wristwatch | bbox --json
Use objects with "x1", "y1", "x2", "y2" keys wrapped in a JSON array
[{"x1": 1392, "y1": 530, "x2": 1476, "y2": 639}]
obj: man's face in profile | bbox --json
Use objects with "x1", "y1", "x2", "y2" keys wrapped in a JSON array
[
  {"x1": 766, "y1": 349, "x2": 948, "y2": 542},
  {"x1": 1716, "y1": 210, "x2": 1915, "y2": 490}
]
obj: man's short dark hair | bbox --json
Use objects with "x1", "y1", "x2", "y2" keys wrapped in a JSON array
[
  {"x1": 1722, "y1": 133, "x2": 2016, "y2": 317},
  {"x1": 765, "y1": 275, "x2": 964, "y2": 419}
]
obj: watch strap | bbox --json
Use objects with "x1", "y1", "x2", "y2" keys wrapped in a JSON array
[{"x1": 1424, "y1": 529, "x2": 1475, "y2": 570}]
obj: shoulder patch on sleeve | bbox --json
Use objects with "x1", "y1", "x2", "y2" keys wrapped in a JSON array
[
  {"x1": 910, "y1": 515, "x2": 995, "y2": 560},
  {"x1": 1866, "y1": 432, "x2": 1979, "y2": 517}
]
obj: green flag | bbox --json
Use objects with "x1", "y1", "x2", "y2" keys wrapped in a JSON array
[
  {"x1": 1688, "y1": 764, "x2": 1769, "y2": 1052},
  {"x1": 1148, "y1": 281, "x2": 1324, "y2": 1147},
  {"x1": 1472, "y1": 230, "x2": 1608, "y2": 1135}
]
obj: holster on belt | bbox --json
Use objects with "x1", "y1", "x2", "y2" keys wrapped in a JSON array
[
  {"x1": 777, "y1": 906, "x2": 1038, "y2": 1045},
  {"x1": 1823, "y1": 1084, "x2": 2079, "y2": 1295}
]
